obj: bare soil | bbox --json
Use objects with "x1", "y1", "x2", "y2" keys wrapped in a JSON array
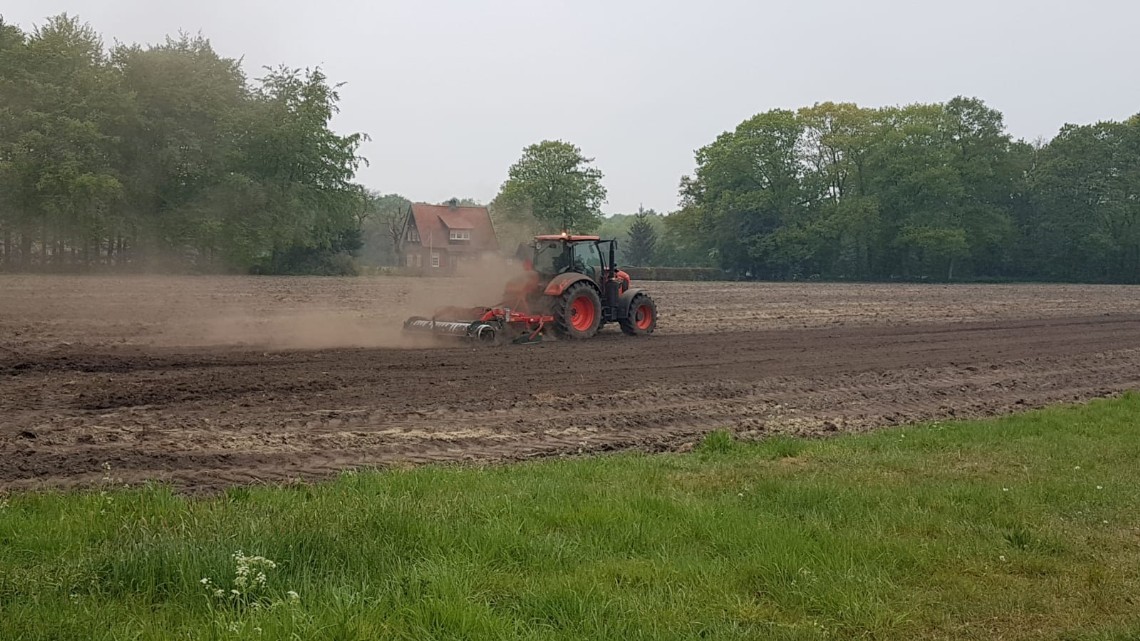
[{"x1": 3, "y1": 275, "x2": 1140, "y2": 491}]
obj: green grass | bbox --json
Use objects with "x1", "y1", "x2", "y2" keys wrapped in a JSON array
[{"x1": 4, "y1": 395, "x2": 1140, "y2": 640}]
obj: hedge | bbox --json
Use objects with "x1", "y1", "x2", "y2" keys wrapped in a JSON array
[{"x1": 622, "y1": 266, "x2": 727, "y2": 281}]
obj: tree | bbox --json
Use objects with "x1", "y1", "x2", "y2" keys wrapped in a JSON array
[
  {"x1": 0, "y1": 14, "x2": 127, "y2": 268},
  {"x1": 440, "y1": 197, "x2": 481, "y2": 206},
  {"x1": 231, "y1": 65, "x2": 368, "y2": 272},
  {"x1": 359, "y1": 191, "x2": 411, "y2": 266},
  {"x1": 625, "y1": 206, "x2": 658, "y2": 266},
  {"x1": 681, "y1": 109, "x2": 806, "y2": 277},
  {"x1": 111, "y1": 32, "x2": 248, "y2": 265},
  {"x1": 658, "y1": 206, "x2": 714, "y2": 267},
  {"x1": 1034, "y1": 119, "x2": 1140, "y2": 281},
  {"x1": 0, "y1": 15, "x2": 371, "y2": 274},
  {"x1": 493, "y1": 140, "x2": 607, "y2": 233},
  {"x1": 796, "y1": 102, "x2": 879, "y2": 277},
  {"x1": 0, "y1": 18, "x2": 27, "y2": 265}
]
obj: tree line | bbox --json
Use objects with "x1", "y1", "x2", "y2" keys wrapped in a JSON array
[
  {"x1": 0, "y1": 15, "x2": 367, "y2": 273},
  {"x1": 3, "y1": 15, "x2": 1137, "y2": 281},
  {"x1": 487, "y1": 103, "x2": 1140, "y2": 283},
  {"x1": 672, "y1": 99, "x2": 1140, "y2": 282}
]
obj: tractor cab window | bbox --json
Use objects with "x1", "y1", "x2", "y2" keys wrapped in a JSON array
[
  {"x1": 573, "y1": 243, "x2": 602, "y2": 278},
  {"x1": 533, "y1": 241, "x2": 569, "y2": 275}
]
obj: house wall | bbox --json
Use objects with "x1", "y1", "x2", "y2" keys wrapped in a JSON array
[
  {"x1": 401, "y1": 244, "x2": 494, "y2": 271},
  {"x1": 403, "y1": 246, "x2": 448, "y2": 273}
]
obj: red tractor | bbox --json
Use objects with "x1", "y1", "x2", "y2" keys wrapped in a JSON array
[{"x1": 403, "y1": 234, "x2": 658, "y2": 344}]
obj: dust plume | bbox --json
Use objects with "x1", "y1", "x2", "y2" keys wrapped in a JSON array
[
  {"x1": 0, "y1": 253, "x2": 531, "y2": 353},
  {"x1": 189, "y1": 254, "x2": 527, "y2": 350}
]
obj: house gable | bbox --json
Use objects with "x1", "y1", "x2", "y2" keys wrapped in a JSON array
[{"x1": 404, "y1": 207, "x2": 421, "y2": 244}]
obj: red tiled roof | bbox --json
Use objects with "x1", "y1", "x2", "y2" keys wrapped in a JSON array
[
  {"x1": 437, "y1": 211, "x2": 474, "y2": 230},
  {"x1": 407, "y1": 203, "x2": 498, "y2": 252}
]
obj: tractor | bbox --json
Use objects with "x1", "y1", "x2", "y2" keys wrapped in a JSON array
[{"x1": 403, "y1": 233, "x2": 658, "y2": 344}]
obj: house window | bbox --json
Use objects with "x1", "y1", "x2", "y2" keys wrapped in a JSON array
[
  {"x1": 431, "y1": 251, "x2": 440, "y2": 268},
  {"x1": 449, "y1": 230, "x2": 471, "y2": 241},
  {"x1": 407, "y1": 227, "x2": 420, "y2": 243}
]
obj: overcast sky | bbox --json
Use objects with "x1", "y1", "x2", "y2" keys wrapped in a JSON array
[{"x1": 5, "y1": 0, "x2": 1139, "y2": 214}]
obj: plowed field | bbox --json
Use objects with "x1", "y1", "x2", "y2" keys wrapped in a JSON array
[{"x1": 3, "y1": 275, "x2": 1140, "y2": 491}]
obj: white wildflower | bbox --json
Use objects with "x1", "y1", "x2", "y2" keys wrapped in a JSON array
[
  {"x1": 1097, "y1": 485, "x2": 1104, "y2": 490},
  {"x1": 287, "y1": 590, "x2": 300, "y2": 602}
]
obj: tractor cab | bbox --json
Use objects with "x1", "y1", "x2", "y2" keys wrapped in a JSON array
[{"x1": 531, "y1": 234, "x2": 628, "y2": 293}]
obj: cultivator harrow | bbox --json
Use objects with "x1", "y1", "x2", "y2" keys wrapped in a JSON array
[{"x1": 403, "y1": 307, "x2": 553, "y2": 345}]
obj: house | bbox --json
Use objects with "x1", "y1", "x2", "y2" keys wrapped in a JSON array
[{"x1": 402, "y1": 200, "x2": 499, "y2": 273}]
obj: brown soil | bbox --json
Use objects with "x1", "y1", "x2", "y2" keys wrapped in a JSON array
[{"x1": 3, "y1": 275, "x2": 1140, "y2": 491}]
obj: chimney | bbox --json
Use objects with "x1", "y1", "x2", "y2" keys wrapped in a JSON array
[{"x1": 448, "y1": 198, "x2": 458, "y2": 211}]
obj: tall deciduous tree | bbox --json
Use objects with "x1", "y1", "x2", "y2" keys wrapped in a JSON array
[
  {"x1": 0, "y1": 14, "x2": 126, "y2": 267},
  {"x1": 359, "y1": 191, "x2": 411, "y2": 266},
  {"x1": 1034, "y1": 119, "x2": 1140, "y2": 281},
  {"x1": 681, "y1": 109, "x2": 806, "y2": 278},
  {"x1": 494, "y1": 140, "x2": 607, "y2": 234}
]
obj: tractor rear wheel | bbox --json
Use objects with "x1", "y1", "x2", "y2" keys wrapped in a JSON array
[
  {"x1": 620, "y1": 293, "x2": 657, "y2": 336},
  {"x1": 551, "y1": 282, "x2": 602, "y2": 339}
]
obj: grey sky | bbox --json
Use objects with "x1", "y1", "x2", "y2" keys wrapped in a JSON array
[{"x1": 5, "y1": 0, "x2": 1139, "y2": 214}]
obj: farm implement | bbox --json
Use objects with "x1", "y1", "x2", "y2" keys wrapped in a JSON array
[{"x1": 403, "y1": 234, "x2": 658, "y2": 344}]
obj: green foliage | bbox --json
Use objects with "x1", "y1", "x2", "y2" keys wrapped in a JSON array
[
  {"x1": 657, "y1": 205, "x2": 715, "y2": 267},
  {"x1": 442, "y1": 197, "x2": 482, "y2": 206},
  {"x1": 1032, "y1": 120, "x2": 1140, "y2": 281},
  {"x1": 625, "y1": 206, "x2": 658, "y2": 266},
  {"x1": 493, "y1": 140, "x2": 607, "y2": 234},
  {"x1": 4, "y1": 396, "x2": 1140, "y2": 639},
  {"x1": 0, "y1": 15, "x2": 367, "y2": 273},
  {"x1": 678, "y1": 97, "x2": 1140, "y2": 282},
  {"x1": 621, "y1": 266, "x2": 724, "y2": 281},
  {"x1": 594, "y1": 209, "x2": 666, "y2": 266}
]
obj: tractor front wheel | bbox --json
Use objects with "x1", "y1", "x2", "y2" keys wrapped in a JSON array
[
  {"x1": 551, "y1": 282, "x2": 602, "y2": 339},
  {"x1": 620, "y1": 293, "x2": 657, "y2": 336}
]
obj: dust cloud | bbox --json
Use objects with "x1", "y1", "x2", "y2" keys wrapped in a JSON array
[
  {"x1": 195, "y1": 254, "x2": 527, "y2": 350},
  {"x1": 0, "y1": 256, "x2": 530, "y2": 353}
]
